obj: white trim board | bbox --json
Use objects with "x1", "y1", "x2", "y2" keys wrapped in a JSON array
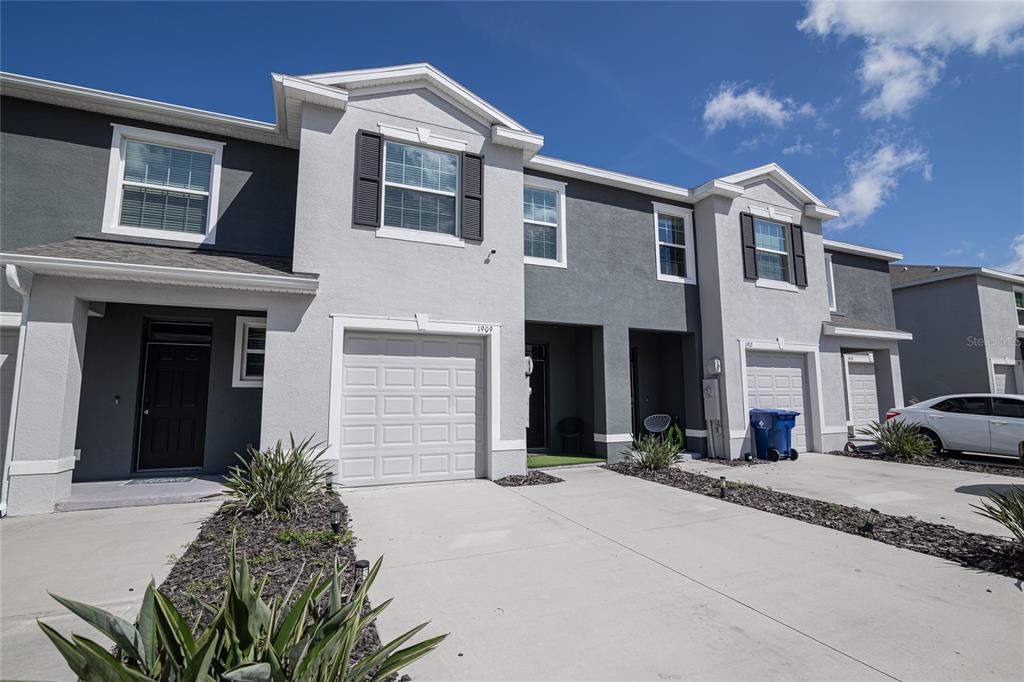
[
  {"x1": 594, "y1": 433, "x2": 633, "y2": 443},
  {"x1": 8, "y1": 455, "x2": 76, "y2": 476},
  {"x1": 822, "y1": 323, "x2": 913, "y2": 341},
  {"x1": 823, "y1": 239, "x2": 902, "y2": 262},
  {"x1": 327, "y1": 314, "x2": 515, "y2": 482},
  {"x1": 232, "y1": 316, "x2": 266, "y2": 388},
  {"x1": 0, "y1": 254, "x2": 319, "y2": 294}
]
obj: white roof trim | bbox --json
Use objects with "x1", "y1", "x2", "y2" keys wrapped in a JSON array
[
  {"x1": 491, "y1": 126, "x2": 544, "y2": 157},
  {"x1": 0, "y1": 312, "x2": 21, "y2": 328},
  {"x1": 822, "y1": 322, "x2": 913, "y2": 341},
  {"x1": 892, "y1": 267, "x2": 1024, "y2": 290},
  {"x1": 692, "y1": 179, "x2": 744, "y2": 201},
  {"x1": 823, "y1": 239, "x2": 903, "y2": 262},
  {"x1": 0, "y1": 72, "x2": 292, "y2": 148},
  {"x1": 0, "y1": 253, "x2": 319, "y2": 294},
  {"x1": 300, "y1": 63, "x2": 531, "y2": 134},
  {"x1": 271, "y1": 74, "x2": 348, "y2": 141},
  {"x1": 718, "y1": 163, "x2": 837, "y2": 221},
  {"x1": 526, "y1": 156, "x2": 694, "y2": 202}
]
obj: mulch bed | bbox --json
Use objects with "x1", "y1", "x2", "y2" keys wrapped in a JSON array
[
  {"x1": 827, "y1": 449, "x2": 1024, "y2": 478},
  {"x1": 709, "y1": 456, "x2": 769, "y2": 467},
  {"x1": 494, "y1": 471, "x2": 564, "y2": 487},
  {"x1": 160, "y1": 493, "x2": 383, "y2": 664},
  {"x1": 606, "y1": 463, "x2": 1024, "y2": 580}
]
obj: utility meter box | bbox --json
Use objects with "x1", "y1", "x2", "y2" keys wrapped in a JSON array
[{"x1": 702, "y1": 378, "x2": 721, "y2": 421}]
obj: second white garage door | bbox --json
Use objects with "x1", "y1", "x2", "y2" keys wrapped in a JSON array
[
  {"x1": 993, "y1": 364, "x2": 1018, "y2": 395},
  {"x1": 845, "y1": 356, "x2": 880, "y2": 428},
  {"x1": 746, "y1": 352, "x2": 809, "y2": 451},
  {"x1": 340, "y1": 332, "x2": 485, "y2": 485}
]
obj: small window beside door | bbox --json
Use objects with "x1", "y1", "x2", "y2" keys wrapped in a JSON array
[{"x1": 233, "y1": 316, "x2": 266, "y2": 388}]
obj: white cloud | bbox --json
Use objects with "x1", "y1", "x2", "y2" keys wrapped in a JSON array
[
  {"x1": 782, "y1": 137, "x2": 814, "y2": 155},
  {"x1": 944, "y1": 241, "x2": 974, "y2": 257},
  {"x1": 829, "y1": 143, "x2": 932, "y2": 229},
  {"x1": 799, "y1": 1, "x2": 1024, "y2": 118},
  {"x1": 703, "y1": 84, "x2": 815, "y2": 133},
  {"x1": 999, "y1": 235, "x2": 1024, "y2": 274}
]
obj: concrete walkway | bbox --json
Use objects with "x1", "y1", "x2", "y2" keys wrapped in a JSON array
[
  {"x1": 691, "y1": 452, "x2": 1023, "y2": 537},
  {"x1": 0, "y1": 501, "x2": 219, "y2": 681},
  {"x1": 346, "y1": 467, "x2": 1022, "y2": 681}
]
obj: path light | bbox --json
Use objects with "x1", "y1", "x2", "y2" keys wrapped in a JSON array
[
  {"x1": 329, "y1": 505, "x2": 342, "y2": 534},
  {"x1": 719, "y1": 476, "x2": 727, "y2": 498},
  {"x1": 862, "y1": 508, "x2": 880, "y2": 534},
  {"x1": 355, "y1": 559, "x2": 370, "y2": 586},
  {"x1": 326, "y1": 471, "x2": 334, "y2": 492}
]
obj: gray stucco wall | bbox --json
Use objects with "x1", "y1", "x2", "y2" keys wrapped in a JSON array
[
  {"x1": 74, "y1": 303, "x2": 264, "y2": 481},
  {"x1": 893, "y1": 276, "x2": 989, "y2": 400},
  {"x1": 260, "y1": 90, "x2": 529, "y2": 477},
  {"x1": 827, "y1": 250, "x2": 897, "y2": 327},
  {"x1": 0, "y1": 97, "x2": 300, "y2": 312},
  {"x1": 525, "y1": 323, "x2": 597, "y2": 453}
]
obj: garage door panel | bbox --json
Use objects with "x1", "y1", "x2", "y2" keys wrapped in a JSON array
[
  {"x1": 747, "y1": 352, "x2": 809, "y2": 451},
  {"x1": 846, "y1": 360, "x2": 879, "y2": 425},
  {"x1": 340, "y1": 332, "x2": 484, "y2": 485},
  {"x1": 994, "y1": 365, "x2": 1016, "y2": 394}
]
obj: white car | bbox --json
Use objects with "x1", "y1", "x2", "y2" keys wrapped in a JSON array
[{"x1": 887, "y1": 394, "x2": 1024, "y2": 459}]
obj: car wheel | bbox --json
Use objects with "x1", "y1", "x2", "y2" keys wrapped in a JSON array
[{"x1": 918, "y1": 428, "x2": 942, "y2": 456}]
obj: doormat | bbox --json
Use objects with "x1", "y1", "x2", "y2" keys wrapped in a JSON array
[{"x1": 123, "y1": 477, "x2": 196, "y2": 485}]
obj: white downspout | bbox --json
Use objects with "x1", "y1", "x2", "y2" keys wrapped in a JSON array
[{"x1": 1, "y1": 264, "x2": 33, "y2": 516}]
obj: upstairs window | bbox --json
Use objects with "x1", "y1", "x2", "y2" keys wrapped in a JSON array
[
  {"x1": 233, "y1": 317, "x2": 266, "y2": 388},
  {"x1": 1016, "y1": 290, "x2": 1024, "y2": 327},
  {"x1": 102, "y1": 125, "x2": 223, "y2": 244},
  {"x1": 653, "y1": 203, "x2": 695, "y2": 284},
  {"x1": 825, "y1": 254, "x2": 837, "y2": 311},
  {"x1": 753, "y1": 218, "x2": 790, "y2": 282},
  {"x1": 382, "y1": 141, "x2": 459, "y2": 235},
  {"x1": 523, "y1": 177, "x2": 567, "y2": 268}
]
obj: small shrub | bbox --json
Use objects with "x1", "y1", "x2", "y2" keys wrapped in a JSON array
[
  {"x1": 972, "y1": 486, "x2": 1024, "y2": 544},
  {"x1": 857, "y1": 419, "x2": 933, "y2": 460},
  {"x1": 221, "y1": 434, "x2": 330, "y2": 517},
  {"x1": 41, "y1": 538, "x2": 447, "y2": 681},
  {"x1": 624, "y1": 435, "x2": 683, "y2": 471}
]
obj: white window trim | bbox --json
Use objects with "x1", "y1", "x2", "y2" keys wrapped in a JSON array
[
  {"x1": 523, "y1": 176, "x2": 568, "y2": 269},
  {"x1": 752, "y1": 215, "x2": 792, "y2": 286},
  {"x1": 233, "y1": 316, "x2": 266, "y2": 388},
  {"x1": 1014, "y1": 287, "x2": 1024, "y2": 330},
  {"x1": 379, "y1": 138, "x2": 462, "y2": 247},
  {"x1": 101, "y1": 124, "x2": 224, "y2": 245},
  {"x1": 377, "y1": 122, "x2": 469, "y2": 152},
  {"x1": 653, "y1": 202, "x2": 695, "y2": 284},
  {"x1": 825, "y1": 253, "x2": 837, "y2": 311}
]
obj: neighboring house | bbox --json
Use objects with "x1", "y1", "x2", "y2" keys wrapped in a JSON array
[
  {"x1": 0, "y1": 64, "x2": 908, "y2": 515},
  {"x1": 891, "y1": 265, "x2": 1024, "y2": 400}
]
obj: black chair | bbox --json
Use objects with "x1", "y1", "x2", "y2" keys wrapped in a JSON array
[{"x1": 556, "y1": 417, "x2": 584, "y2": 453}]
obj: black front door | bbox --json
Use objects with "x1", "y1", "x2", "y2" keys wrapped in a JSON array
[
  {"x1": 137, "y1": 343, "x2": 211, "y2": 471},
  {"x1": 526, "y1": 344, "x2": 548, "y2": 449}
]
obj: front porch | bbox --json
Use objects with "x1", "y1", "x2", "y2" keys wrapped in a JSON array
[{"x1": 525, "y1": 321, "x2": 705, "y2": 463}]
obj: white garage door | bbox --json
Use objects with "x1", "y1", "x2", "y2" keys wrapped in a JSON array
[
  {"x1": 993, "y1": 364, "x2": 1017, "y2": 395},
  {"x1": 845, "y1": 357, "x2": 880, "y2": 427},
  {"x1": 339, "y1": 332, "x2": 484, "y2": 485},
  {"x1": 746, "y1": 352, "x2": 809, "y2": 451}
]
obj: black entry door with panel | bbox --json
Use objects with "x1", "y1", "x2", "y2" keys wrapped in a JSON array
[{"x1": 137, "y1": 341, "x2": 211, "y2": 471}]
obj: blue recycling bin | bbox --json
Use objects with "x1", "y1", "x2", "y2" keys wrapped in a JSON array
[{"x1": 749, "y1": 409, "x2": 801, "y2": 461}]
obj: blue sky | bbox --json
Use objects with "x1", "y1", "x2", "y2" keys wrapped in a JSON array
[{"x1": 3, "y1": 2, "x2": 1022, "y2": 268}]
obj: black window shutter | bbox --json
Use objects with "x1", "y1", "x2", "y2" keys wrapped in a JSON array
[
  {"x1": 740, "y1": 213, "x2": 758, "y2": 279},
  {"x1": 790, "y1": 223, "x2": 807, "y2": 287},
  {"x1": 353, "y1": 131, "x2": 382, "y2": 227},
  {"x1": 461, "y1": 152, "x2": 483, "y2": 241}
]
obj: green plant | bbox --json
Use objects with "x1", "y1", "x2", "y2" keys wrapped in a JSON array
[
  {"x1": 856, "y1": 419, "x2": 933, "y2": 460},
  {"x1": 276, "y1": 528, "x2": 344, "y2": 548},
  {"x1": 665, "y1": 422, "x2": 686, "y2": 452},
  {"x1": 972, "y1": 486, "x2": 1024, "y2": 544},
  {"x1": 624, "y1": 434, "x2": 683, "y2": 471},
  {"x1": 40, "y1": 538, "x2": 446, "y2": 681},
  {"x1": 221, "y1": 434, "x2": 331, "y2": 517}
]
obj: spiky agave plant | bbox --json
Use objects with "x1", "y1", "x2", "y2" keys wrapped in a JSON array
[
  {"x1": 221, "y1": 434, "x2": 331, "y2": 517},
  {"x1": 857, "y1": 419, "x2": 933, "y2": 460},
  {"x1": 972, "y1": 486, "x2": 1024, "y2": 545},
  {"x1": 40, "y1": 538, "x2": 446, "y2": 681},
  {"x1": 624, "y1": 434, "x2": 683, "y2": 471}
]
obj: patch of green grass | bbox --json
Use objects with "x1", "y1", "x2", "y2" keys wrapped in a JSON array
[{"x1": 527, "y1": 454, "x2": 605, "y2": 468}]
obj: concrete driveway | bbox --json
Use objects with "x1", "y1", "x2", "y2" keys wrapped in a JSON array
[
  {"x1": 0, "y1": 501, "x2": 219, "y2": 681},
  {"x1": 346, "y1": 467, "x2": 1022, "y2": 681},
  {"x1": 692, "y1": 452, "x2": 1023, "y2": 537}
]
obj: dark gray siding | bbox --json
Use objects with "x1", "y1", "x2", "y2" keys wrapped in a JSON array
[
  {"x1": 0, "y1": 97, "x2": 299, "y2": 311},
  {"x1": 827, "y1": 250, "x2": 897, "y2": 327},
  {"x1": 524, "y1": 171, "x2": 700, "y2": 330},
  {"x1": 73, "y1": 304, "x2": 263, "y2": 481},
  {"x1": 892, "y1": 276, "x2": 989, "y2": 400}
]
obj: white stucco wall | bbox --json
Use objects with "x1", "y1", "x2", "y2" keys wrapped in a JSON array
[{"x1": 977, "y1": 277, "x2": 1024, "y2": 392}]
